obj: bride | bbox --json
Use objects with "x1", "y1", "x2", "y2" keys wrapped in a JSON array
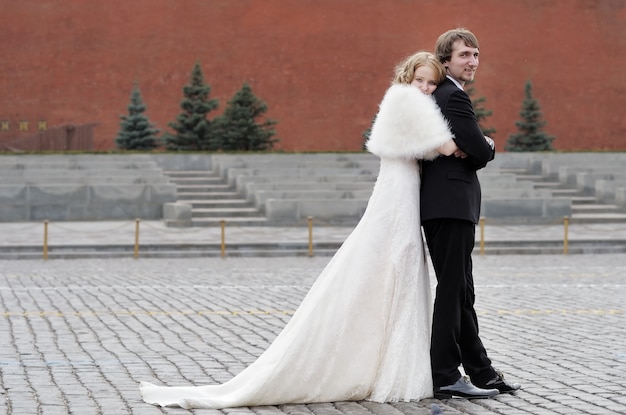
[{"x1": 140, "y1": 51, "x2": 457, "y2": 409}]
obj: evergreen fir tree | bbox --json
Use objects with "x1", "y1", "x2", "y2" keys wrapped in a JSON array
[
  {"x1": 115, "y1": 82, "x2": 159, "y2": 150},
  {"x1": 163, "y1": 62, "x2": 218, "y2": 151},
  {"x1": 213, "y1": 82, "x2": 278, "y2": 151},
  {"x1": 505, "y1": 80, "x2": 555, "y2": 152},
  {"x1": 466, "y1": 83, "x2": 496, "y2": 137}
]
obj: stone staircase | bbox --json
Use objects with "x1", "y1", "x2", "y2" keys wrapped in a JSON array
[
  {"x1": 505, "y1": 169, "x2": 626, "y2": 224},
  {"x1": 0, "y1": 154, "x2": 177, "y2": 222},
  {"x1": 162, "y1": 153, "x2": 626, "y2": 227},
  {"x1": 163, "y1": 153, "x2": 381, "y2": 227},
  {"x1": 164, "y1": 170, "x2": 269, "y2": 226}
]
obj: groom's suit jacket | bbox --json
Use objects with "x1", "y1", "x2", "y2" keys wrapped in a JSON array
[{"x1": 420, "y1": 78, "x2": 495, "y2": 224}]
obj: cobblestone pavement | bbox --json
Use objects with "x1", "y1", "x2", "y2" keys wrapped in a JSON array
[{"x1": 1, "y1": 254, "x2": 625, "y2": 415}]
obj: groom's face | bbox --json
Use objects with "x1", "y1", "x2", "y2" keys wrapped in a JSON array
[{"x1": 444, "y1": 40, "x2": 479, "y2": 86}]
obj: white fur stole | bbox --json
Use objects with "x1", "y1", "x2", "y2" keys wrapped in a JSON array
[{"x1": 366, "y1": 84, "x2": 453, "y2": 160}]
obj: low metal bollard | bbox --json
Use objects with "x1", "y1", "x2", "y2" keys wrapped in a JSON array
[
  {"x1": 563, "y1": 215, "x2": 569, "y2": 255},
  {"x1": 220, "y1": 220, "x2": 226, "y2": 258},
  {"x1": 479, "y1": 217, "x2": 485, "y2": 256},
  {"x1": 134, "y1": 219, "x2": 140, "y2": 259},
  {"x1": 307, "y1": 216, "x2": 314, "y2": 257},
  {"x1": 43, "y1": 220, "x2": 49, "y2": 260}
]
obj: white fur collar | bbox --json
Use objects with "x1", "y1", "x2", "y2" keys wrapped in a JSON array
[{"x1": 366, "y1": 84, "x2": 453, "y2": 160}]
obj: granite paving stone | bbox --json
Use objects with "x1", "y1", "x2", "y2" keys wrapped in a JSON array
[{"x1": 0, "y1": 254, "x2": 624, "y2": 414}]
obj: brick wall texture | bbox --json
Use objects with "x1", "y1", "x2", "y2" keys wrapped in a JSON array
[{"x1": 1, "y1": 0, "x2": 625, "y2": 152}]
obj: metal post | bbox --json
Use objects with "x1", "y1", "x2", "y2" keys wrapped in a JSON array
[
  {"x1": 220, "y1": 220, "x2": 226, "y2": 258},
  {"x1": 563, "y1": 216, "x2": 569, "y2": 255},
  {"x1": 307, "y1": 216, "x2": 314, "y2": 257},
  {"x1": 43, "y1": 220, "x2": 48, "y2": 260},
  {"x1": 134, "y1": 219, "x2": 140, "y2": 259},
  {"x1": 479, "y1": 217, "x2": 485, "y2": 256}
]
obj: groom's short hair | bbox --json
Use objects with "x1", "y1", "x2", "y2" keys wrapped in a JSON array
[{"x1": 435, "y1": 28, "x2": 479, "y2": 64}]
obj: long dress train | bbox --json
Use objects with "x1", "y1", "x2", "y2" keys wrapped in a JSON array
[{"x1": 140, "y1": 84, "x2": 453, "y2": 409}]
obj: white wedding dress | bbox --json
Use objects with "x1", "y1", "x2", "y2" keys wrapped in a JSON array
[{"x1": 140, "y1": 84, "x2": 453, "y2": 409}]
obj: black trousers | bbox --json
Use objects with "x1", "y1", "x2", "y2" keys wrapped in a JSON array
[{"x1": 422, "y1": 218, "x2": 496, "y2": 387}]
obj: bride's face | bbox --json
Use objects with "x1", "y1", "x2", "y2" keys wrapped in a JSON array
[{"x1": 410, "y1": 65, "x2": 438, "y2": 95}]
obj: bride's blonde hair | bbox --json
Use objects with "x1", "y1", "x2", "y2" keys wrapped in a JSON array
[{"x1": 392, "y1": 51, "x2": 446, "y2": 85}]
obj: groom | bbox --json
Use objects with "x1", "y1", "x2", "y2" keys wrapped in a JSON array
[{"x1": 420, "y1": 28, "x2": 521, "y2": 399}]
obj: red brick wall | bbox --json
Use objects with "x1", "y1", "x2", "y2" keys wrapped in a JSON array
[{"x1": 1, "y1": 0, "x2": 625, "y2": 152}]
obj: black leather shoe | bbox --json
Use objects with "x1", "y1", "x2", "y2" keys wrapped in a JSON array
[
  {"x1": 434, "y1": 376, "x2": 499, "y2": 399},
  {"x1": 474, "y1": 369, "x2": 521, "y2": 394}
]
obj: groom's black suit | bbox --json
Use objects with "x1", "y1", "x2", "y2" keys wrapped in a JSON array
[{"x1": 420, "y1": 77, "x2": 496, "y2": 388}]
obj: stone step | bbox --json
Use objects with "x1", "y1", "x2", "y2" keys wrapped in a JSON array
[
  {"x1": 570, "y1": 213, "x2": 626, "y2": 224},
  {"x1": 571, "y1": 204, "x2": 623, "y2": 214},
  {"x1": 5, "y1": 238, "x2": 626, "y2": 258},
  {"x1": 0, "y1": 162, "x2": 160, "y2": 170},
  {"x1": 164, "y1": 170, "x2": 215, "y2": 177},
  {"x1": 192, "y1": 207, "x2": 263, "y2": 218},
  {"x1": 176, "y1": 184, "x2": 233, "y2": 192},
  {"x1": 550, "y1": 189, "x2": 581, "y2": 197},
  {"x1": 570, "y1": 196, "x2": 599, "y2": 204},
  {"x1": 185, "y1": 199, "x2": 254, "y2": 209},
  {"x1": 498, "y1": 168, "x2": 530, "y2": 174},
  {"x1": 189, "y1": 217, "x2": 270, "y2": 227},
  {"x1": 475, "y1": 245, "x2": 626, "y2": 255},
  {"x1": 533, "y1": 181, "x2": 561, "y2": 189},
  {"x1": 177, "y1": 192, "x2": 241, "y2": 200},
  {"x1": 0, "y1": 243, "x2": 338, "y2": 259},
  {"x1": 169, "y1": 177, "x2": 224, "y2": 185},
  {"x1": 0, "y1": 249, "x2": 336, "y2": 259},
  {"x1": 515, "y1": 174, "x2": 545, "y2": 181}
]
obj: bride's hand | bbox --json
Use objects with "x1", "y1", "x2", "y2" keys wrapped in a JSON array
[{"x1": 454, "y1": 149, "x2": 468, "y2": 159}]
